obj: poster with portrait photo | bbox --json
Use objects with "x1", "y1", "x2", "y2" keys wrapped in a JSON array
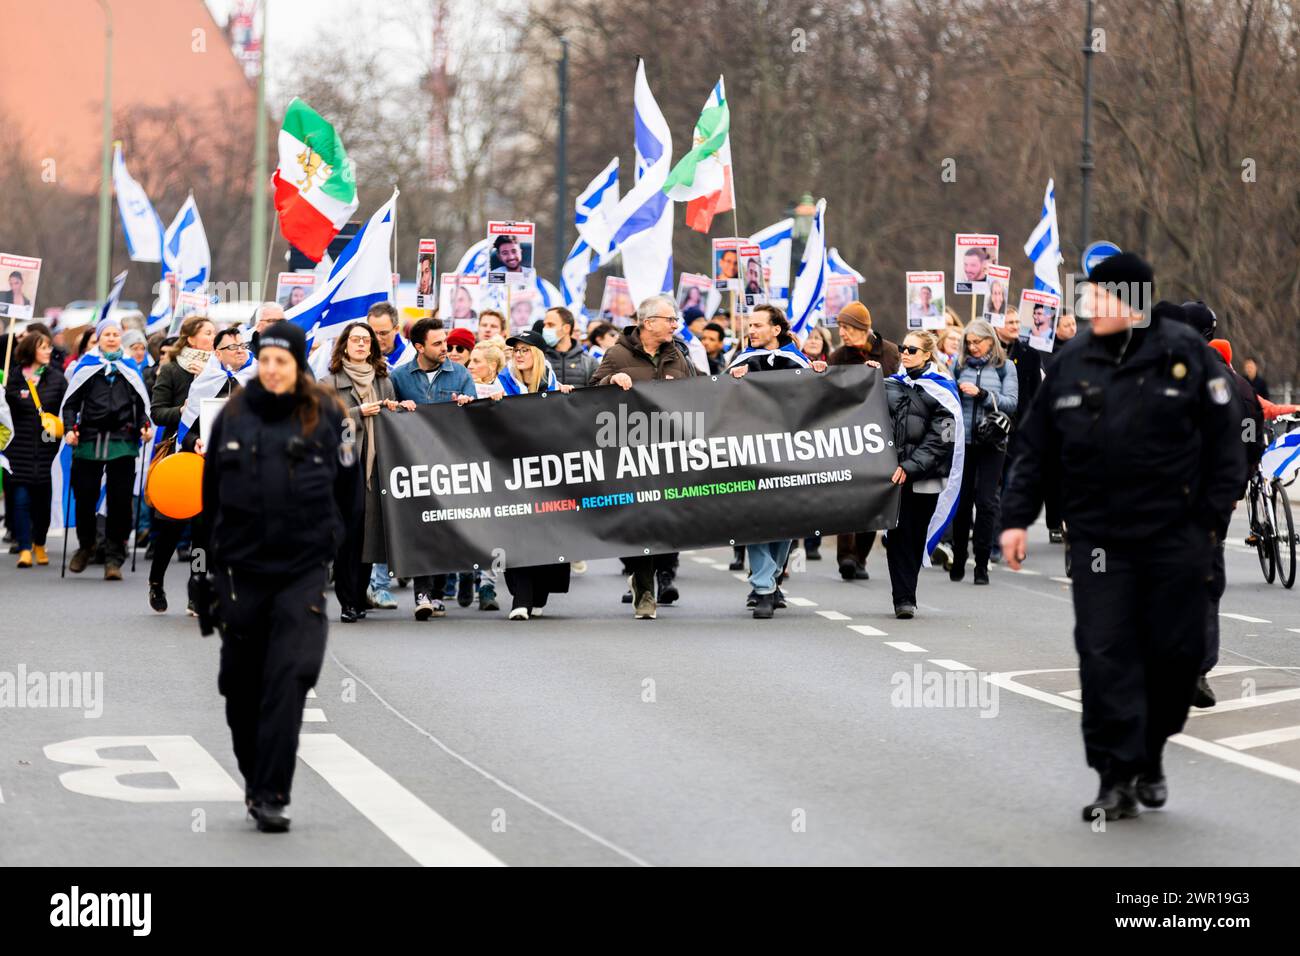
[
  {"x1": 439, "y1": 273, "x2": 483, "y2": 330},
  {"x1": 906, "y1": 271, "x2": 946, "y2": 331},
  {"x1": 275, "y1": 273, "x2": 317, "y2": 311},
  {"x1": 737, "y1": 243, "x2": 767, "y2": 312},
  {"x1": 953, "y1": 234, "x2": 999, "y2": 295},
  {"x1": 1019, "y1": 289, "x2": 1060, "y2": 352},
  {"x1": 415, "y1": 238, "x2": 437, "y2": 309},
  {"x1": 507, "y1": 285, "x2": 544, "y2": 332},
  {"x1": 676, "y1": 273, "x2": 712, "y2": 316},
  {"x1": 0, "y1": 253, "x2": 42, "y2": 320},
  {"x1": 712, "y1": 238, "x2": 741, "y2": 291},
  {"x1": 824, "y1": 275, "x2": 858, "y2": 327},
  {"x1": 982, "y1": 264, "x2": 1011, "y2": 327},
  {"x1": 486, "y1": 221, "x2": 535, "y2": 288},
  {"x1": 599, "y1": 276, "x2": 635, "y2": 329}
]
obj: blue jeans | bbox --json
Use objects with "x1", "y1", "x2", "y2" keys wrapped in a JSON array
[
  {"x1": 747, "y1": 540, "x2": 792, "y2": 595},
  {"x1": 11, "y1": 482, "x2": 53, "y2": 550},
  {"x1": 369, "y1": 563, "x2": 390, "y2": 592}
]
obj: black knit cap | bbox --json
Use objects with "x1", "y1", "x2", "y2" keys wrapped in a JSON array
[
  {"x1": 1087, "y1": 251, "x2": 1154, "y2": 288},
  {"x1": 1179, "y1": 300, "x2": 1217, "y2": 341},
  {"x1": 255, "y1": 320, "x2": 307, "y2": 369}
]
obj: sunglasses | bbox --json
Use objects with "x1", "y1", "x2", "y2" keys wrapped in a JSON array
[
  {"x1": 449, "y1": 344, "x2": 470, "y2": 353},
  {"x1": 900, "y1": 345, "x2": 925, "y2": 355}
]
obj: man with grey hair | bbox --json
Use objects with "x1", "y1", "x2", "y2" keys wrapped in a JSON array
[
  {"x1": 247, "y1": 302, "x2": 285, "y2": 348},
  {"x1": 591, "y1": 294, "x2": 698, "y2": 619}
]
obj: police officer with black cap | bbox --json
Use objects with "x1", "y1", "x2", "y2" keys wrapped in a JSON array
[
  {"x1": 197, "y1": 320, "x2": 355, "y2": 832},
  {"x1": 999, "y1": 253, "x2": 1244, "y2": 822}
]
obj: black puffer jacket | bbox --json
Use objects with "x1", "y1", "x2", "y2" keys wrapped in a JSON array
[
  {"x1": 150, "y1": 361, "x2": 197, "y2": 430},
  {"x1": 202, "y1": 378, "x2": 352, "y2": 577},
  {"x1": 3, "y1": 364, "x2": 67, "y2": 483},
  {"x1": 60, "y1": 365, "x2": 149, "y2": 447},
  {"x1": 884, "y1": 366, "x2": 956, "y2": 482}
]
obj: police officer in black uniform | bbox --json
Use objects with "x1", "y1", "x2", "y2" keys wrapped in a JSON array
[
  {"x1": 1000, "y1": 254, "x2": 1244, "y2": 822},
  {"x1": 198, "y1": 321, "x2": 354, "y2": 832}
]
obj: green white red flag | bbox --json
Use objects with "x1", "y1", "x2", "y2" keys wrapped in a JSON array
[
  {"x1": 272, "y1": 98, "x2": 358, "y2": 261},
  {"x1": 664, "y1": 76, "x2": 734, "y2": 233}
]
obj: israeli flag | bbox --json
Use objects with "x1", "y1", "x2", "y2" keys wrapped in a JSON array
[
  {"x1": 98, "y1": 270, "x2": 129, "y2": 325},
  {"x1": 750, "y1": 218, "x2": 794, "y2": 306},
  {"x1": 59, "y1": 348, "x2": 152, "y2": 421},
  {"x1": 386, "y1": 333, "x2": 416, "y2": 368},
  {"x1": 827, "y1": 247, "x2": 865, "y2": 283},
  {"x1": 454, "y1": 238, "x2": 491, "y2": 277},
  {"x1": 1262, "y1": 432, "x2": 1300, "y2": 485},
  {"x1": 789, "y1": 198, "x2": 828, "y2": 336},
  {"x1": 288, "y1": 189, "x2": 399, "y2": 345},
  {"x1": 149, "y1": 193, "x2": 211, "y2": 332},
  {"x1": 1024, "y1": 179, "x2": 1064, "y2": 296},
  {"x1": 607, "y1": 60, "x2": 674, "y2": 306},
  {"x1": 562, "y1": 157, "x2": 622, "y2": 310},
  {"x1": 886, "y1": 364, "x2": 965, "y2": 566},
  {"x1": 112, "y1": 143, "x2": 163, "y2": 263}
]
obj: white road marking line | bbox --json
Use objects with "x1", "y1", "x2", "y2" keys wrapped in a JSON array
[
  {"x1": 1187, "y1": 686, "x2": 1300, "y2": 716},
  {"x1": 1061, "y1": 689, "x2": 1083, "y2": 700},
  {"x1": 1007, "y1": 567, "x2": 1041, "y2": 576},
  {"x1": 690, "y1": 556, "x2": 714, "y2": 564},
  {"x1": 1288, "y1": 628, "x2": 1300, "y2": 635},
  {"x1": 302, "y1": 708, "x2": 327, "y2": 722},
  {"x1": 884, "y1": 641, "x2": 927, "y2": 653},
  {"x1": 307, "y1": 689, "x2": 317, "y2": 699},
  {"x1": 988, "y1": 668, "x2": 1300, "y2": 788},
  {"x1": 708, "y1": 563, "x2": 732, "y2": 571},
  {"x1": 786, "y1": 596, "x2": 817, "y2": 607},
  {"x1": 928, "y1": 659, "x2": 974, "y2": 671},
  {"x1": 0, "y1": 785, "x2": 4, "y2": 803},
  {"x1": 1207, "y1": 665, "x2": 1264, "y2": 677},
  {"x1": 1215, "y1": 725, "x2": 1300, "y2": 751},
  {"x1": 847, "y1": 624, "x2": 887, "y2": 637},
  {"x1": 816, "y1": 610, "x2": 851, "y2": 621},
  {"x1": 732, "y1": 573, "x2": 748, "y2": 583},
  {"x1": 327, "y1": 653, "x2": 653, "y2": 868},
  {"x1": 296, "y1": 734, "x2": 502, "y2": 867},
  {"x1": 1049, "y1": 576, "x2": 1073, "y2": 585},
  {"x1": 1221, "y1": 612, "x2": 1270, "y2": 624}
]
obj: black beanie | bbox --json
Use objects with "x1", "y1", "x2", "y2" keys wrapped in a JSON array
[
  {"x1": 255, "y1": 320, "x2": 307, "y2": 370},
  {"x1": 1087, "y1": 251, "x2": 1154, "y2": 288},
  {"x1": 1179, "y1": 300, "x2": 1217, "y2": 341}
]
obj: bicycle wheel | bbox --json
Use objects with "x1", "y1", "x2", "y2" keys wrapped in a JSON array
[
  {"x1": 1253, "y1": 480, "x2": 1277, "y2": 584},
  {"x1": 1272, "y1": 480, "x2": 1296, "y2": 589}
]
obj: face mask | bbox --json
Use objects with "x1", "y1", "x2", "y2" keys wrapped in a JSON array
[{"x1": 542, "y1": 327, "x2": 560, "y2": 347}]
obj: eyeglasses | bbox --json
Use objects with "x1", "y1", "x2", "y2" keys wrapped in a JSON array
[
  {"x1": 511, "y1": 347, "x2": 533, "y2": 356},
  {"x1": 642, "y1": 314, "x2": 677, "y2": 325},
  {"x1": 347, "y1": 334, "x2": 373, "y2": 345},
  {"x1": 900, "y1": 345, "x2": 924, "y2": 355},
  {"x1": 217, "y1": 343, "x2": 248, "y2": 353}
]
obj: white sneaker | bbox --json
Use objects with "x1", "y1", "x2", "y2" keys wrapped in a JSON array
[
  {"x1": 414, "y1": 594, "x2": 434, "y2": 621},
  {"x1": 529, "y1": 607, "x2": 543, "y2": 618},
  {"x1": 508, "y1": 607, "x2": 530, "y2": 621},
  {"x1": 571, "y1": 561, "x2": 587, "y2": 574}
]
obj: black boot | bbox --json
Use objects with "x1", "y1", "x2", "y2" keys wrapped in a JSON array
[
  {"x1": 1135, "y1": 765, "x2": 1168, "y2": 808},
  {"x1": 148, "y1": 583, "x2": 168, "y2": 613},
  {"x1": 728, "y1": 546, "x2": 745, "y2": 571},
  {"x1": 250, "y1": 801, "x2": 291, "y2": 832},
  {"x1": 949, "y1": 558, "x2": 966, "y2": 582},
  {"x1": 1082, "y1": 777, "x2": 1139, "y2": 822},
  {"x1": 838, "y1": 558, "x2": 857, "y2": 581},
  {"x1": 752, "y1": 592, "x2": 775, "y2": 619},
  {"x1": 973, "y1": 563, "x2": 990, "y2": 585},
  {"x1": 656, "y1": 570, "x2": 679, "y2": 605},
  {"x1": 1192, "y1": 675, "x2": 1216, "y2": 708}
]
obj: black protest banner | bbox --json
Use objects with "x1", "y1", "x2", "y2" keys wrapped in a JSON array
[{"x1": 374, "y1": 364, "x2": 901, "y2": 577}]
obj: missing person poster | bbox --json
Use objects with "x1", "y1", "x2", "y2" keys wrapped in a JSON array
[
  {"x1": 906, "y1": 272, "x2": 945, "y2": 331},
  {"x1": 440, "y1": 273, "x2": 483, "y2": 329},
  {"x1": 738, "y1": 242, "x2": 766, "y2": 312},
  {"x1": 982, "y1": 264, "x2": 1011, "y2": 326},
  {"x1": 508, "y1": 285, "x2": 542, "y2": 332},
  {"x1": 375, "y1": 364, "x2": 901, "y2": 576},
  {"x1": 600, "y1": 276, "x2": 635, "y2": 328},
  {"x1": 275, "y1": 273, "x2": 316, "y2": 310},
  {"x1": 415, "y1": 238, "x2": 438, "y2": 309},
  {"x1": 712, "y1": 238, "x2": 741, "y2": 291},
  {"x1": 676, "y1": 273, "x2": 712, "y2": 315},
  {"x1": 824, "y1": 275, "x2": 858, "y2": 327},
  {"x1": 0, "y1": 253, "x2": 42, "y2": 320},
  {"x1": 954, "y1": 234, "x2": 999, "y2": 295},
  {"x1": 1019, "y1": 288, "x2": 1061, "y2": 352},
  {"x1": 487, "y1": 221, "x2": 535, "y2": 287}
]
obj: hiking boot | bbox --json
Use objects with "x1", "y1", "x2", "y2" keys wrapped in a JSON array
[{"x1": 68, "y1": 548, "x2": 92, "y2": 574}]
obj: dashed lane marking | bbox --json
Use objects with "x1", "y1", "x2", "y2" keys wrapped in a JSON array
[
  {"x1": 928, "y1": 659, "x2": 974, "y2": 671},
  {"x1": 884, "y1": 642, "x2": 928, "y2": 653},
  {"x1": 786, "y1": 597, "x2": 817, "y2": 607},
  {"x1": 1221, "y1": 612, "x2": 1271, "y2": 624},
  {"x1": 816, "y1": 610, "x2": 851, "y2": 621},
  {"x1": 1049, "y1": 576, "x2": 1073, "y2": 585},
  {"x1": 847, "y1": 624, "x2": 888, "y2": 637},
  {"x1": 303, "y1": 709, "x2": 327, "y2": 722}
]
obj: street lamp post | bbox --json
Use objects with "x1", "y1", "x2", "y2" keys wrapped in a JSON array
[
  {"x1": 555, "y1": 36, "x2": 569, "y2": 283},
  {"x1": 95, "y1": 0, "x2": 114, "y2": 302},
  {"x1": 1079, "y1": 0, "x2": 1096, "y2": 253},
  {"x1": 250, "y1": 2, "x2": 269, "y2": 292}
]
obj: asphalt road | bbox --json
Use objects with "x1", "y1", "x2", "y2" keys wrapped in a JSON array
[{"x1": 3, "y1": 510, "x2": 1300, "y2": 866}]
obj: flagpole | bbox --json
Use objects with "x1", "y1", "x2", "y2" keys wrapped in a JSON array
[
  {"x1": 260, "y1": 210, "x2": 275, "y2": 303},
  {"x1": 250, "y1": 0, "x2": 269, "y2": 289}
]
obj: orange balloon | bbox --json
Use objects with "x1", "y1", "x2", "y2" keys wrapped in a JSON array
[{"x1": 148, "y1": 451, "x2": 205, "y2": 520}]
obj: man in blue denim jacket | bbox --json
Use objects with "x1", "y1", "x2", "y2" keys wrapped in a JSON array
[{"x1": 387, "y1": 317, "x2": 475, "y2": 620}]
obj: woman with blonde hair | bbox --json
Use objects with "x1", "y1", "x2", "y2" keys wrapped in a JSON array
[
  {"x1": 499, "y1": 329, "x2": 573, "y2": 397},
  {"x1": 949, "y1": 318, "x2": 1018, "y2": 585},
  {"x1": 883, "y1": 329, "x2": 960, "y2": 618},
  {"x1": 468, "y1": 341, "x2": 507, "y2": 400}
]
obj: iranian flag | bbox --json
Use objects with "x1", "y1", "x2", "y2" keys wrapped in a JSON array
[
  {"x1": 272, "y1": 98, "x2": 359, "y2": 261},
  {"x1": 663, "y1": 75, "x2": 734, "y2": 233}
]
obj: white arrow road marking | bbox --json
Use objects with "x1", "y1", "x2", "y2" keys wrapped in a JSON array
[{"x1": 296, "y1": 734, "x2": 503, "y2": 867}]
